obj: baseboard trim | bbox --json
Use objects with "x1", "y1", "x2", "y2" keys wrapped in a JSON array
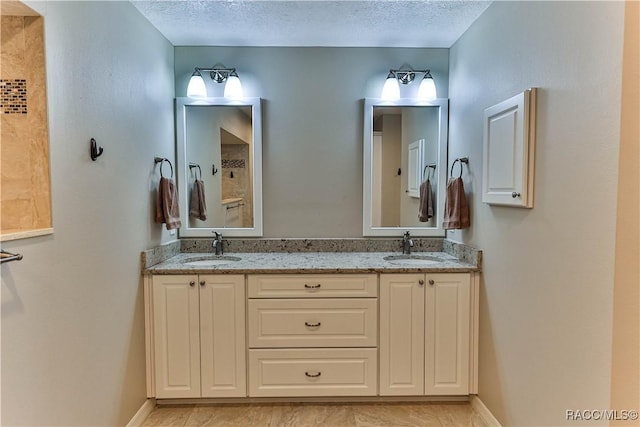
[
  {"x1": 127, "y1": 398, "x2": 156, "y2": 427},
  {"x1": 157, "y1": 395, "x2": 470, "y2": 405},
  {"x1": 471, "y1": 396, "x2": 502, "y2": 427}
]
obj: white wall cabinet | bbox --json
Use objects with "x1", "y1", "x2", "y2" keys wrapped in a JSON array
[
  {"x1": 151, "y1": 274, "x2": 245, "y2": 398},
  {"x1": 379, "y1": 273, "x2": 472, "y2": 396},
  {"x1": 482, "y1": 88, "x2": 537, "y2": 208}
]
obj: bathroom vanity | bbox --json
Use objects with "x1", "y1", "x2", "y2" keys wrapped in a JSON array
[{"x1": 143, "y1": 249, "x2": 480, "y2": 402}]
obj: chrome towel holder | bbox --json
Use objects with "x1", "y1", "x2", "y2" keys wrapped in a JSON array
[
  {"x1": 1, "y1": 249, "x2": 23, "y2": 264},
  {"x1": 450, "y1": 157, "x2": 469, "y2": 178},
  {"x1": 154, "y1": 157, "x2": 173, "y2": 178},
  {"x1": 422, "y1": 163, "x2": 436, "y2": 180},
  {"x1": 189, "y1": 162, "x2": 202, "y2": 180}
]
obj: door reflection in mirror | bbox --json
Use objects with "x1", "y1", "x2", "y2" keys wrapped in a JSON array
[
  {"x1": 363, "y1": 98, "x2": 448, "y2": 237},
  {"x1": 372, "y1": 106, "x2": 439, "y2": 227}
]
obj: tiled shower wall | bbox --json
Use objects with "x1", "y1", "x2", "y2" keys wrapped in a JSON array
[{"x1": 0, "y1": 15, "x2": 51, "y2": 236}]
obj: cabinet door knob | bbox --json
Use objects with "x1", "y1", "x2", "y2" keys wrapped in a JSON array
[
  {"x1": 189, "y1": 281, "x2": 195, "y2": 287},
  {"x1": 199, "y1": 280, "x2": 205, "y2": 286},
  {"x1": 512, "y1": 192, "x2": 521, "y2": 198},
  {"x1": 304, "y1": 321, "x2": 321, "y2": 328},
  {"x1": 305, "y1": 371, "x2": 321, "y2": 378},
  {"x1": 418, "y1": 279, "x2": 425, "y2": 286},
  {"x1": 304, "y1": 283, "x2": 321, "y2": 289},
  {"x1": 428, "y1": 279, "x2": 435, "y2": 285}
]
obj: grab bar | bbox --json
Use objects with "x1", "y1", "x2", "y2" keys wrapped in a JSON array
[
  {"x1": 1, "y1": 250, "x2": 23, "y2": 264},
  {"x1": 226, "y1": 203, "x2": 245, "y2": 210}
]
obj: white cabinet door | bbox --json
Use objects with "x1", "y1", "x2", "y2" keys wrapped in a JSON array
[
  {"x1": 199, "y1": 275, "x2": 246, "y2": 397},
  {"x1": 482, "y1": 88, "x2": 536, "y2": 207},
  {"x1": 152, "y1": 275, "x2": 201, "y2": 398},
  {"x1": 379, "y1": 274, "x2": 425, "y2": 396},
  {"x1": 424, "y1": 273, "x2": 470, "y2": 395}
]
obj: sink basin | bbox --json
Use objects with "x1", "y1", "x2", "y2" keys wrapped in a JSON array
[
  {"x1": 183, "y1": 255, "x2": 242, "y2": 267},
  {"x1": 383, "y1": 254, "x2": 441, "y2": 266}
]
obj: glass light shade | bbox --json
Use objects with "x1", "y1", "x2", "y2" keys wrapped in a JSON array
[
  {"x1": 417, "y1": 75, "x2": 437, "y2": 100},
  {"x1": 224, "y1": 75, "x2": 243, "y2": 99},
  {"x1": 186, "y1": 73, "x2": 207, "y2": 98},
  {"x1": 381, "y1": 75, "x2": 400, "y2": 100}
]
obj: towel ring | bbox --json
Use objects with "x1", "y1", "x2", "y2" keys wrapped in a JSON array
[
  {"x1": 154, "y1": 157, "x2": 173, "y2": 178},
  {"x1": 423, "y1": 164, "x2": 436, "y2": 181},
  {"x1": 450, "y1": 157, "x2": 469, "y2": 178},
  {"x1": 189, "y1": 163, "x2": 202, "y2": 180}
]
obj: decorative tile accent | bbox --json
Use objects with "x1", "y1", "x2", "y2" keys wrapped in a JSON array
[
  {"x1": 222, "y1": 159, "x2": 245, "y2": 169},
  {"x1": 0, "y1": 79, "x2": 27, "y2": 114}
]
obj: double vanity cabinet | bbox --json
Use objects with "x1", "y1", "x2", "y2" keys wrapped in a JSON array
[{"x1": 144, "y1": 255, "x2": 479, "y2": 402}]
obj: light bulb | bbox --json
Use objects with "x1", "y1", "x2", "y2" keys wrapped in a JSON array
[
  {"x1": 224, "y1": 73, "x2": 243, "y2": 99},
  {"x1": 186, "y1": 71, "x2": 207, "y2": 98},
  {"x1": 418, "y1": 74, "x2": 437, "y2": 100},
  {"x1": 381, "y1": 73, "x2": 400, "y2": 100}
]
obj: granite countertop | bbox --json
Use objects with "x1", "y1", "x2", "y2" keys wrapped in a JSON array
[{"x1": 145, "y1": 251, "x2": 479, "y2": 275}]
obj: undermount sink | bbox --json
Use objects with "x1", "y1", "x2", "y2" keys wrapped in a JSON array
[
  {"x1": 383, "y1": 254, "x2": 441, "y2": 265},
  {"x1": 183, "y1": 255, "x2": 242, "y2": 267}
]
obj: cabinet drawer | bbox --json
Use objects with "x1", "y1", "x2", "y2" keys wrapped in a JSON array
[
  {"x1": 248, "y1": 274, "x2": 377, "y2": 298},
  {"x1": 248, "y1": 299, "x2": 378, "y2": 348},
  {"x1": 249, "y1": 348, "x2": 377, "y2": 397}
]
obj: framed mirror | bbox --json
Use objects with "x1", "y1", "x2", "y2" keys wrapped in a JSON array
[
  {"x1": 176, "y1": 97, "x2": 262, "y2": 237},
  {"x1": 363, "y1": 98, "x2": 448, "y2": 236}
]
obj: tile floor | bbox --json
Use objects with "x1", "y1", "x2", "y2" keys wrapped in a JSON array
[{"x1": 141, "y1": 402, "x2": 487, "y2": 426}]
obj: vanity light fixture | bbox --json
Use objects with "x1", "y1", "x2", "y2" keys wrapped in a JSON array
[
  {"x1": 381, "y1": 67, "x2": 437, "y2": 101},
  {"x1": 186, "y1": 65, "x2": 244, "y2": 99}
]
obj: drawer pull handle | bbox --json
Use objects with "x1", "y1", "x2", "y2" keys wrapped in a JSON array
[
  {"x1": 304, "y1": 284, "x2": 321, "y2": 289},
  {"x1": 304, "y1": 321, "x2": 321, "y2": 328},
  {"x1": 305, "y1": 371, "x2": 321, "y2": 378}
]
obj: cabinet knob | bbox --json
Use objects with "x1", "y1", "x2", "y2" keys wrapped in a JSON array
[
  {"x1": 512, "y1": 192, "x2": 521, "y2": 198},
  {"x1": 305, "y1": 371, "x2": 321, "y2": 378},
  {"x1": 428, "y1": 279, "x2": 435, "y2": 285},
  {"x1": 304, "y1": 283, "x2": 321, "y2": 289},
  {"x1": 304, "y1": 321, "x2": 321, "y2": 328},
  {"x1": 418, "y1": 279, "x2": 425, "y2": 286},
  {"x1": 199, "y1": 280, "x2": 205, "y2": 286},
  {"x1": 189, "y1": 281, "x2": 195, "y2": 287}
]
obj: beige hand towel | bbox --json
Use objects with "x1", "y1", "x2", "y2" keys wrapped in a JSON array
[
  {"x1": 418, "y1": 179, "x2": 434, "y2": 222},
  {"x1": 189, "y1": 179, "x2": 207, "y2": 221},
  {"x1": 155, "y1": 177, "x2": 182, "y2": 230},
  {"x1": 443, "y1": 177, "x2": 470, "y2": 229}
]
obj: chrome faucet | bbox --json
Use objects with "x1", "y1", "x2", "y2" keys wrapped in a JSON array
[
  {"x1": 402, "y1": 231, "x2": 414, "y2": 255},
  {"x1": 213, "y1": 232, "x2": 224, "y2": 255}
]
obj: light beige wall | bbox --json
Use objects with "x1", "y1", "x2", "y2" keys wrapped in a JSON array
[
  {"x1": 449, "y1": 1, "x2": 624, "y2": 425},
  {"x1": 1, "y1": 1, "x2": 175, "y2": 425},
  {"x1": 610, "y1": 1, "x2": 639, "y2": 424}
]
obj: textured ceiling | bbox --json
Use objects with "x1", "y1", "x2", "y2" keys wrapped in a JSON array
[{"x1": 131, "y1": 0, "x2": 492, "y2": 48}]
